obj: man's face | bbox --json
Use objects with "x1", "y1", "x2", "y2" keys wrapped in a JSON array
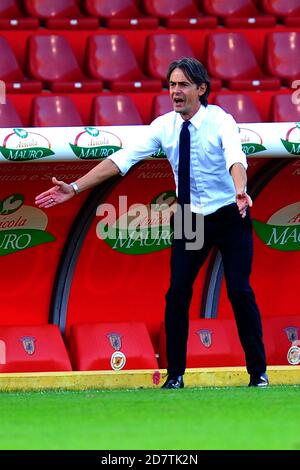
[{"x1": 169, "y1": 67, "x2": 207, "y2": 120}]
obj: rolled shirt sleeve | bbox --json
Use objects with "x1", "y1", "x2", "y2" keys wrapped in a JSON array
[
  {"x1": 219, "y1": 114, "x2": 248, "y2": 172},
  {"x1": 107, "y1": 124, "x2": 162, "y2": 176}
]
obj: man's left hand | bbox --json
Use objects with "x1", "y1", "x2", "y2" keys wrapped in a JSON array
[{"x1": 236, "y1": 192, "x2": 253, "y2": 218}]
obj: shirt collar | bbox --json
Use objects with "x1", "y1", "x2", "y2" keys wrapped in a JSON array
[{"x1": 175, "y1": 104, "x2": 207, "y2": 130}]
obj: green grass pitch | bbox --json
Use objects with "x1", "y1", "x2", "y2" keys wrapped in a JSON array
[{"x1": 0, "y1": 385, "x2": 299, "y2": 450}]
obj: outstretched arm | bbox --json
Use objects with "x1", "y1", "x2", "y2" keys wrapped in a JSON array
[
  {"x1": 35, "y1": 159, "x2": 120, "y2": 208},
  {"x1": 230, "y1": 162, "x2": 253, "y2": 218}
]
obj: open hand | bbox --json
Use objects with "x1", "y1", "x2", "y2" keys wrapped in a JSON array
[{"x1": 35, "y1": 177, "x2": 75, "y2": 208}]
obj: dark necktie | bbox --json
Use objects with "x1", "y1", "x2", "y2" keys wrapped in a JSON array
[{"x1": 177, "y1": 120, "x2": 191, "y2": 207}]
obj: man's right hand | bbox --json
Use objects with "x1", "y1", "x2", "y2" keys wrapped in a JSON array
[{"x1": 35, "y1": 177, "x2": 75, "y2": 208}]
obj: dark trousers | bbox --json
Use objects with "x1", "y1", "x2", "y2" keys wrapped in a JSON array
[{"x1": 165, "y1": 203, "x2": 266, "y2": 377}]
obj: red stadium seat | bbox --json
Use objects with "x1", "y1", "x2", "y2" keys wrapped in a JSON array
[
  {"x1": 261, "y1": 0, "x2": 300, "y2": 26},
  {"x1": 146, "y1": 34, "x2": 194, "y2": 82},
  {"x1": 271, "y1": 94, "x2": 300, "y2": 122},
  {"x1": 84, "y1": 0, "x2": 158, "y2": 29},
  {"x1": 151, "y1": 94, "x2": 173, "y2": 119},
  {"x1": 142, "y1": 0, "x2": 217, "y2": 28},
  {"x1": 214, "y1": 93, "x2": 262, "y2": 122},
  {"x1": 28, "y1": 34, "x2": 102, "y2": 92},
  {"x1": 0, "y1": 0, "x2": 38, "y2": 29},
  {"x1": 262, "y1": 316, "x2": 300, "y2": 365},
  {"x1": 207, "y1": 32, "x2": 280, "y2": 90},
  {"x1": 146, "y1": 33, "x2": 221, "y2": 90},
  {"x1": 32, "y1": 95, "x2": 83, "y2": 127},
  {"x1": 266, "y1": 32, "x2": 300, "y2": 87},
  {"x1": 0, "y1": 324, "x2": 72, "y2": 372},
  {"x1": 159, "y1": 319, "x2": 245, "y2": 368},
  {"x1": 0, "y1": 36, "x2": 42, "y2": 93},
  {"x1": 87, "y1": 34, "x2": 161, "y2": 92},
  {"x1": 0, "y1": 97, "x2": 23, "y2": 127},
  {"x1": 92, "y1": 95, "x2": 143, "y2": 126},
  {"x1": 68, "y1": 322, "x2": 158, "y2": 371},
  {"x1": 24, "y1": 0, "x2": 98, "y2": 29},
  {"x1": 202, "y1": 0, "x2": 276, "y2": 27}
]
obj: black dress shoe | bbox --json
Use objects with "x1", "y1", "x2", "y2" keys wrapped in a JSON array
[
  {"x1": 162, "y1": 375, "x2": 184, "y2": 389},
  {"x1": 248, "y1": 372, "x2": 269, "y2": 387}
]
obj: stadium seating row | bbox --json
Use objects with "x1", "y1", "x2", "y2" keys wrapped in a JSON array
[
  {"x1": 1, "y1": 316, "x2": 299, "y2": 373},
  {"x1": 1, "y1": 31, "x2": 300, "y2": 93},
  {"x1": 1, "y1": 0, "x2": 300, "y2": 30},
  {"x1": 1, "y1": 92, "x2": 299, "y2": 127}
]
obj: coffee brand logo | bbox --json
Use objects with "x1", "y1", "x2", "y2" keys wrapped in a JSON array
[
  {"x1": 96, "y1": 191, "x2": 176, "y2": 255},
  {"x1": 0, "y1": 128, "x2": 54, "y2": 161},
  {"x1": 253, "y1": 201, "x2": 300, "y2": 251},
  {"x1": 281, "y1": 123, "x2": 300, "y2": 155},
  {"x1": 70, "y1": 127, "x2": 122, "y2": 159},
  {"x1": 0, "y1": 194, "x2": 55, "y2": 256},
  {"x1": 239, "y1": 127, "x2": 267, "y2": 155}
]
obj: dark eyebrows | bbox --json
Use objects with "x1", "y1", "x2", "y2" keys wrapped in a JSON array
[{"x1": 169, "y1": 80, "x2": 192, "y2": 86}]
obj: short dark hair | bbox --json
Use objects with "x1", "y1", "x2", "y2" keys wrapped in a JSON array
[{"x1": 167, "y1": 57, "x2": 211, "y2": 107}]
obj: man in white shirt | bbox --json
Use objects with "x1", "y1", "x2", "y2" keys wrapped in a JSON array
[{"x1": 35, "y1": 57, "x2": 268, "y2": 389}]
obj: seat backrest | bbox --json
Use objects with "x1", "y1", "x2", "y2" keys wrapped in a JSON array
[
  {"x1": 143, "y1": 0, "x2": 199, "y2": 18},
  {"x1": 203, "y1": 0, "x2": 259, "y2": 16},
  {"x1": 0, "y1": 98, "x2": 23, "y2": 127},
  {"x1": 151, "y1": 94, "x2": 172, "y2": 119},
  {"x1": 207, "y1": 32, "x2": 261, "y2": 79},
  {"x1": 28, "y1": 34, "x2": 84, "y2": 81},
  {"x1": 146, "y1": 33, "x2": 194, "y2": 80},
  {"x1": 92, "y1": 95, "x2": 143, "y2": 126},
  {"x1": 24, "y1": 0, "x2": 82, "y2": 18},
  {"x1": 262, "y1": 0, "x2": 300, "y2": 16},
  {"x1": 85, "y1": 0, "x2": 141, "y2": 18},
  {"x1": 0, "y1": 36, "x2": 24, "y2": 81},
  {"x1": 87, "y1": 34, "x2": 142, "y2": 81},
  {"x1": 32, "y1": 95, "x2": 83, "y2": 126},
  {"x1": 271, "y1": 94, "x2": 300, "y2": 122},
  {"x1": 266, "y1": 32, "x2": 300, "y2": 80},
  {"x1": 0, "y1": 0, "x2": 24, "y2": 17},
  {"x1": 214, "y1": 93, "x2": 262, "y2": 122}
]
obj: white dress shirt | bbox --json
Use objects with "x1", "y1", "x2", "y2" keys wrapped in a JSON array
[{"x1": 108, "y1": 104, "x2": 247, "y2": 216}]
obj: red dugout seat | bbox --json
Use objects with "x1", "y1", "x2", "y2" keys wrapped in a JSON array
[
  {"x1": 27, "y1": 34, "x2": 102, "y2": 92},
  {"x1": 24, "y1": 0, "x2": 98, "y2": 29},
  {"x1": 68, "y1": 322, "x2": 158, "y2": 371},
  {"x1": 159, "y1": 319, "x2": 245, "y2": 368},
  {"x1": 262, "y1": 316, "x2": 300, "y2": 365},
  {"x1": 261, "y1": 0, "x2": 300, "y2": 26},
  {"x1": 0, "y1": 36, "x2": 42, "y2": 93},
  {"x1": 151, "y1": 94, "x2": 172, "y2": 119},
  {"x1": 92, "y1": 95, "x2": 143, "y2": 126},
  {"x1": 266, "y1": 32, "x2": 300, "y2": 87},
  {"x1": 84, "y1": 0, "x2": 158, "y2": 29},
  {"x1": 32, "y1": 95, "x2": 83, "y2": 127},
  {"x1": 142, "y1": 0, "x2": 217, "y2": 28},
  {"x1": 0, "y1": 0, "x2": 38, "y2": 29},
  {"x1": 0, "y1": 97, "x2": 23, "y2": 127},
  {"x1": 214, "y1": 93, "x2": 262, "y2": 122},
  {"x1": 0, "y1": 324, "x2": 72, "y2": 372},
  {"x1": 202, "y1": 0, "x2": 276, "y2": 27},
  {"x1": 87, "y1": 34, "x2": 161, "y2": 92},
  {"x1": 146, "y1": 33, "x2": 221, "y2": 90},
  {"x1": 207, "y1": 32, "x2": 280, "y2": 90},
  {"x1": 271, "y1": 94, "x2": 300, "y2": 122}
]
